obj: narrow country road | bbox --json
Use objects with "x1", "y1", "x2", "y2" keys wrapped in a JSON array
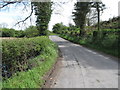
[{"x1": 49, "y1": 35, "x2": 118, "y2": 88}]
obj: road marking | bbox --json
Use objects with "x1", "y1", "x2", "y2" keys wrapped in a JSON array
[
  {"x1": 59, "y1": 45, "x2": 66, "y2": 48},
  {"x1": 84, "y1": 48, "x2": 110, "y2": 59},
  {"x1": 98, "y1": 55, "x2": 109, "y2": 59},
  {"x1": 85, "y1": 49, "x2": 97, "y2": 54}
]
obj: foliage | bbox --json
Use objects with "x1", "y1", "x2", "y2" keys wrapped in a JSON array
[
  {"x1": 32, "y1": 2, "x2": 52, "y2": 35},
  {"x1": 0, "y1": 26, "x2": 43, "y2": 38},
  {"x1": 73, "y1": 2, "x2": 91, "y2": 36},
  {"x1": 2, "y1": 36, "x2": 57, "y2": 77},
  {"x1": 0, "y1": 28, "x2": 15, "y2": 37},
  {"x1": 95, "y1": 16, "x2": 120, "y2": 29},
  {"x1": 14, "y1": 30, "x2": 25, "y2": 37},
  {"x1": 52, "y1": 23, "x2": 80, "y2": 37},
  {"x1": 24, "y1": 26, "x2": 39, "y2": 37},
  {"x1": 52, "y1": 23, "x2": 68, "y2": 34},
  {"x1": 91, "y1": 2, "x2": 105, "y2": 31},
  {"x1": 53, "y1": 22, "x2": 119, "y2": 57},
  {"x1": 3, "y1": 37, "x2": 58, "y2": 88},
  {"x1": 72, "y1": 2, "x2": 105, "y2": 36},
  {"x1": 0, "y1": 28, "x2": 25, "y2": 37}
]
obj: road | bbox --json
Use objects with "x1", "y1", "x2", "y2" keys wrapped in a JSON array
[{"x1": 49, "y1": 35, "x2": 118, "y2": 88}]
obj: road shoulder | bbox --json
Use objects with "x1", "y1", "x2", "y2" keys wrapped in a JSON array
[{"x1": 42, "y1": 49, "x2": 63, "y2": 88}]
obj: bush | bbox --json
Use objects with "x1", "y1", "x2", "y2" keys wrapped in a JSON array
[
  {"x1": 0, "y1": 26, "x2": 41, "y2": 38},
  {"x1": 14, "y1": 30, "x2": 25, "y2": 38},
  {"x1": 58, "y1": 27, "x2": 119, "y2": 57},
  {"x1": 101, "y1": 33, "x2": 118, "y2": 48},
  {"x1": 0, "y1": 28, "x2": 15, "y2": 37},
  {"x1": 3, "y1": 47, "x2": 58, "y2": 88},
  {"x1": 2, "y1": 36, "x2": 57, "y2": 77},
  {"x1": 52, "y1": 23, "x2": 68, "y2": 34},
  {"x1": 2, "y1": 37, "x2": 58, "y2": 88},
  {"x1": 24, "y1": 26, "x2": 39, "y2": 37},
  {"x1": 0, "y1": 28, "x2": 25, "y2": 38}
]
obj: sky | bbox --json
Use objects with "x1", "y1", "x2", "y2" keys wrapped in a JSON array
[{"x1": 0, "y1": 0, "x2": 119, "y2": 31}]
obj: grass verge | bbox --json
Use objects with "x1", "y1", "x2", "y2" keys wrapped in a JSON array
[{"x1": 2, "y1": 37, "x2": 58, "y2": 88}]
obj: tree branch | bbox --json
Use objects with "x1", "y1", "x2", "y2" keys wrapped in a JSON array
[
  {"x1": 0, "y1": 0, "x2": 23, "y2": 9},
  {"x1": 14, "y1": 4, "x2": 33, "y2": 26}
]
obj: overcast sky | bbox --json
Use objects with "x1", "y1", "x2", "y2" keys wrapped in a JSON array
[{"x1": 0, "y1": 0, "x2": 119, "y2": 30}]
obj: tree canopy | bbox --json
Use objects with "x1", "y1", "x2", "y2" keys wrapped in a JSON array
[
  {"x1": 32, "y1": 2, "x2": 52, "y2": 35},
  {"x1": 72, "y1": 1, "x2": 105, "y2": 36}
]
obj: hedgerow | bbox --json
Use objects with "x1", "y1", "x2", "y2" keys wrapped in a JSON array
[
  {"x1": 52, "y1": 23, "x2": 119, "y2": 57},
  {"x1": 2, "y1": 36, "x2": 57, "y2": 77},
  {"x1": 60, "y1": 29, "x2": 119, "y2": 57}
]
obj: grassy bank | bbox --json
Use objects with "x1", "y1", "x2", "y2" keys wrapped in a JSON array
[{"x1": 2, "y1": 36, "x2": 58, "y2": 88}]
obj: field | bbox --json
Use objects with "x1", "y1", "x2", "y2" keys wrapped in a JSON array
[{"x1": 0, "y1": 37, "x2": 17, "y2": 39}]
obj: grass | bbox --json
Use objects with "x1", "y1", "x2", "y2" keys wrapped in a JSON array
[
  {"x1": 83, "y1": 43, "x2": 119, "y2": 57},
  {"x1": 48, "y1": 32, "x2": 57, "y2": 36},
  {"x1": 2, "y1": 37, "x2": 58, "y2": 88}
]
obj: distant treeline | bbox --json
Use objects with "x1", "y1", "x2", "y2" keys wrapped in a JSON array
[
  {"x1": 0, "y1": 26, "x2": 42, "y2": 38},
  {"x1": 93, "y1": 16, "x2": 120, "y2": 29}
]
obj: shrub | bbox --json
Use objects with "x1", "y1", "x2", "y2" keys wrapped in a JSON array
[
  {"x1": 1, "y1": 28, "x2": 15, "y2": 37},
  {"x1": 52, "y1": 23, "x2": 68, "y2": 34},
  {"x1": 14, "y1": 30, "x2": 25, "y2": 38},
  {"x1": 2, "y1": 36, "x2": 57, "y2": 77},
  {"x1": 59, "y1": 27, "x2": 119, "y2": 57},
  {"x1": 101, "y1": 33, "x2": 118, "y2": 48},
  {"x1": 2, "y1": 37, "x2": 58, "y2": 88},
  {"x1": 3, "y1": 47, "x2": 58, "y2": 88},
  {"x1": 0, "y1": 28, "x2": 25, "y2": 38},
  {"x1": 24, "y1": 26, "x2": 39, "y2": 37},
  {"x1": 0, "y1": 26, "x2": 40, "y2": 38}
]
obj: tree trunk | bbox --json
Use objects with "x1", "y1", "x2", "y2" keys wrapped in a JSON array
[
  {"x1": 97, "y1": 2, "x2": 100, "y2": 31},
  {"x1": 79, "y1": 26, "x2": 85, "y2": 37}
]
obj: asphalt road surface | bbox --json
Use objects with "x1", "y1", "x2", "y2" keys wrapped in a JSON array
[{"x1": 49, "y1": 35, "x2": 118, "y2": 88}]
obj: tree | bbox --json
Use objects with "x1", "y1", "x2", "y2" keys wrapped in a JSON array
[
  {"x1": 0, "y1": 1, "x2": 52, "y2": 36},
  {"x1": 90, "y1": 2, "x2": 106, "y2": 43},
  {"x1": 24, "y1": 26, "x2": 39, "y2": 37},
  {"x1": 0, "y1": 1, "x2": 70, "y2": 36},
  {"x1": 1, "y1": 28, "x2": 15, "y2": 37},
  {"x1": 32, "y1": 2, "x2": 52, "y2": 36},
  {"x1": 53, "y1": 23, "x2": 63, "y2": 34},
  {"x1": 72, "y1": 2, "x2": 91, "y2": 36},
  {"x1": 91, "y1": 2, "x2": 105, "y2": 31},
  {"x1": 52, "y1": 23, "x2": 68, "y2": 34},
  {"x1": 73, "y1": 1, "x2": 105, "y2": 37}
]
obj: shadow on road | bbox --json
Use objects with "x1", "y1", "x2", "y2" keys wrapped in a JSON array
[{"x1": 51, "y1": 36, "x2": 118, "y2": 70}]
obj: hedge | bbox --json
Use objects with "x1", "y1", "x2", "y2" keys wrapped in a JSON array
[{"x1": 2, "y1": 36, "x2": 57, "y2": 78}]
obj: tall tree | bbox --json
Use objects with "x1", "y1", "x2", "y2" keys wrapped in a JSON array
[
  {"x1": 32, "y1": 2, "x2": 52, "y2": 35},
  {"x1": 73, "y1": 1, "x2": 105, "y2": 37},
  {"x1": 72, "y1": 2, "x2": 91, "y2": 36},
  {"x1": 91, "y1": 2, "x2": 105, "y2": 31}
]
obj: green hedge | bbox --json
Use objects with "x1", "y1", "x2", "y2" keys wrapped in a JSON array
[
  {"x1": 0, "y1": 28, "x2": 15, "y2": 37},
  {"x1": 2, "y1": 37, "x2": 58, "y2": 88},
  {"x1": 24, "y1": 26, "x2": 39, "y2": 37},
  {"x1": 60, "y1": 31, "x2": 119, "y2": 58},
  {"x1": 0, "y1": 28, "x2": 26, "y2": 37},
  {"x1": 2, "y1": 36, "x2": 57, "y2": 76}
]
